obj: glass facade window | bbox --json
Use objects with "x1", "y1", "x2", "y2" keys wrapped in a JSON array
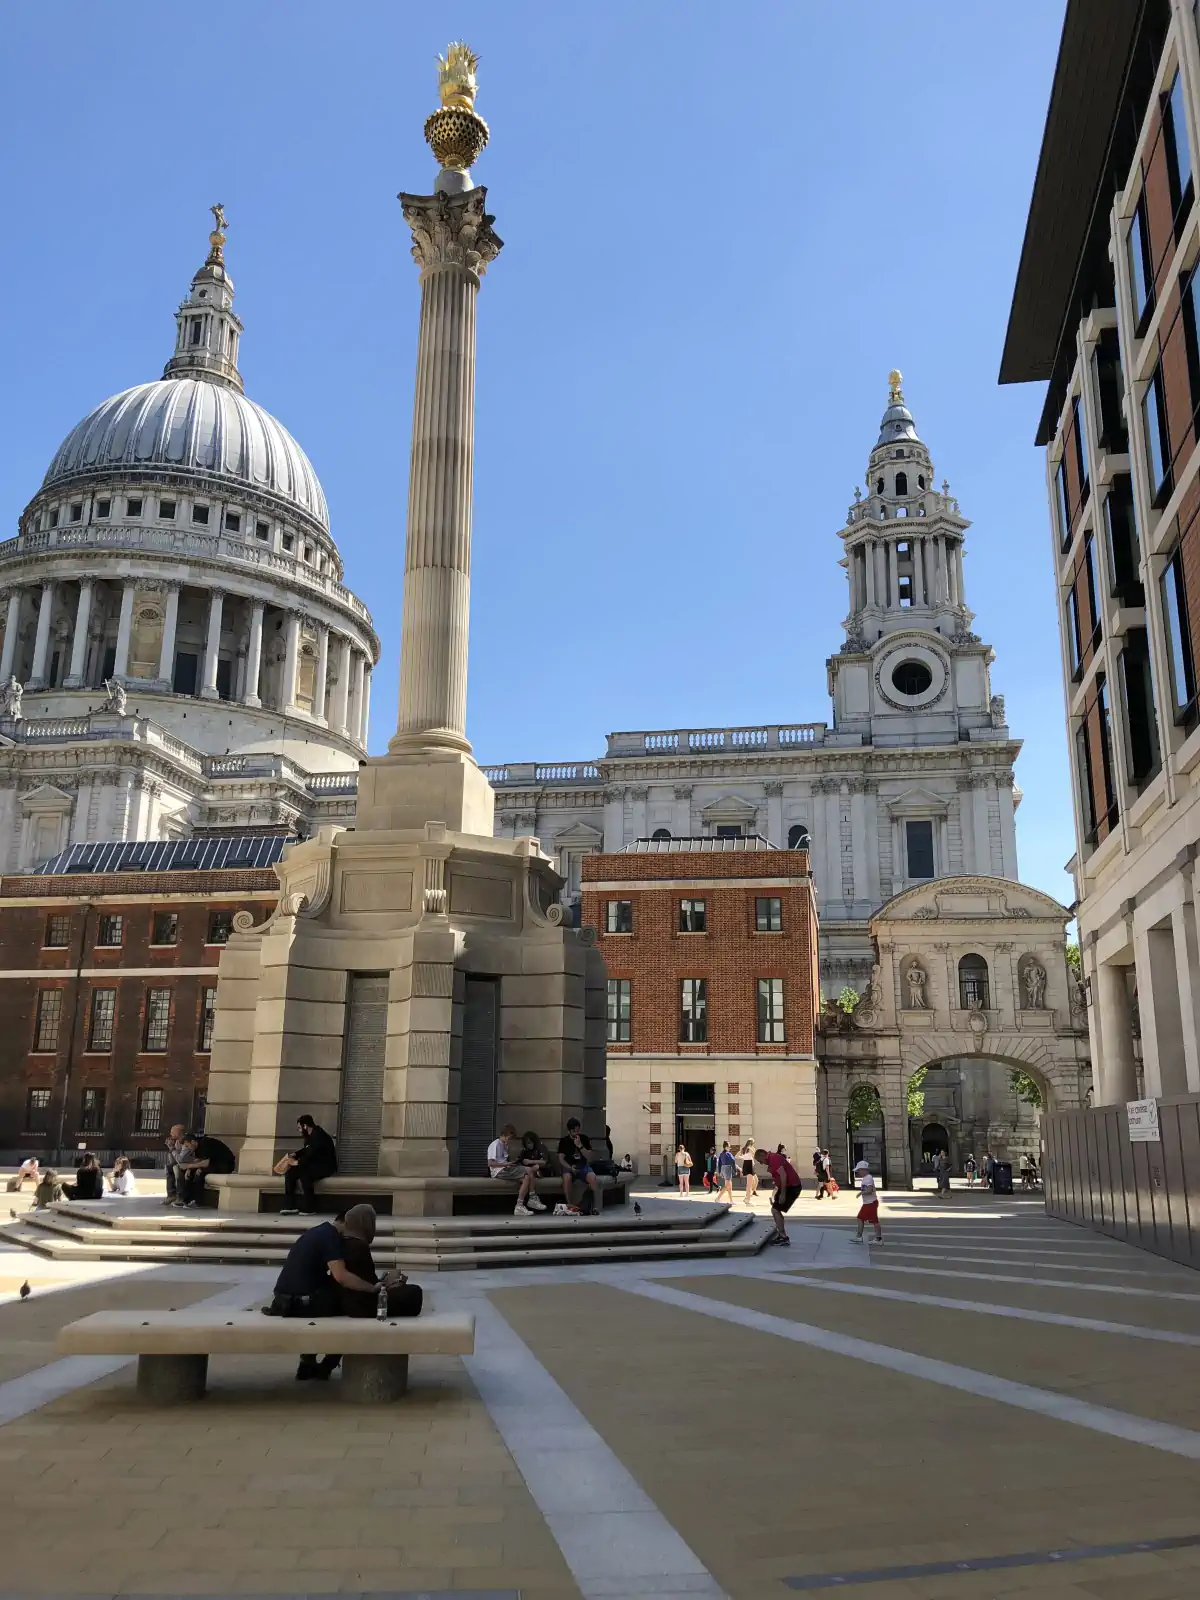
[
  {"x1": 1083, "y1": 532, "x2": 1102, "y2": 654},
  {"x1": 33, "y1": 989, "x2": 62, "y2": 1053},
  {"x1": 25, "y1": 1088, "x2": 51, "y2": 1133},
  {"x1": 680, "y1": 978, "x2": 708, "y2": 1043},
  {"x1": 1104, "y1": 476, "x2": 1143, "y2": 605},
  {"x1": 87, "y1": 989, "x2": 116, "y2": 1052},
  {"x1": 1128, "y1": 197, "x2": 1153, "y2": 328},
  {"x1": 756, "y1": 977, "x2": 785, "y2": 1043},
  {"x1": 1143, "y1": 368, "x2": 1171, "y2": 505},
  {"x1": 678, "y1": 899, "x2": 707, "y2": 933},
  {"x1": 1161, "y1": 547, "x2": 1198, "y2": 721},
  {"x1": 1097, "y1": 674, "x2": 1118, "y2": 821},
  {"x1": 44, "y1": 913, "x2": 70, "y2": 948},
  {"x1": 151, "y1": 912, "x2": 178, "y2": 946},
  {"x1": 1118, "y1": 628, "x2": 1162, "y2": 788},
  {"x1": 605, "y1": 900, "x2": 633, "y2": 934},
  {"x1": 80, "y1": 1087, "x2": 106, "y2": 1132},
  {"x1": 136, "y1": 1087, "x2": 164, "y2": 1134},
  {"x1": 96, "y1": 914, "x2": 123, "y2": 947},
  {"x1": 755, "y1": 896, "x2": 783, "y2": 932},
  {"x1": 606, "y1": 978, "x2": 631, "y2": 1042},
  {"x1": 1072, "y1": 396, "x2": 1089, "y2": 496},
  {"x1": 905, "y1": 819, "x2": 935, "y2": 879},
  {"x1": 198, "y1": 987, "x2": 216, "y2": 1052},
  {"x1": 1092, "y1": 329, "x2": 1128, "y2": 452},
  {"x1": 1076, "y1": 721, "x2": 1098, "y2": 842},
  {"x1": 1067, "y1": 586, "x2": 1084, "y2": 676},
  {"x1": 1166, "y1": 70, "x2": 1195, "y2": 219},
  {"x1": 1056, "y1": 459, "x2": 1072, "y2": 548},
  {"x1": 143, "y1": 988, "x2": 171, "y2": 1052}
]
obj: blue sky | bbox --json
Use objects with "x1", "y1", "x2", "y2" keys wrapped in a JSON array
[{"x1": 1, "y1": 2, "x2": 1070, "y2": 900}]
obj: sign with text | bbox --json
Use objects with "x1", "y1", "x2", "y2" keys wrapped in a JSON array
[{"x1": 1126, "y1": 1098, "x2": 1161, "y2": 1142}]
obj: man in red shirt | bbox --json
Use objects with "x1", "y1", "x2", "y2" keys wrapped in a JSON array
[{"x1": 756, "y1": 1147, "x2": 803, "y2": 1246}]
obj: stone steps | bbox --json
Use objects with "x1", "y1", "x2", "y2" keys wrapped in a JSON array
[{"x1": 10, "y1": 1202, "x2": 765, "y2": 1270}]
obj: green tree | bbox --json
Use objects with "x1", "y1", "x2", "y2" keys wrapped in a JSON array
[
  {"x1": 836, "y1": 986, "x2": 860, "y2": 1016},
  {"x1": 906, "y1": 1064, "x2": 929, "y2": 1120},
  {"x1": 1065, "y1": 941, "x2": 1081, "y2": 981},
  {"x1": 847, "y1": 1082, "x2": 883, "y2": 1130},
  {"x1": 1010, "y1": 1069, "x2": 1043, "y2": 1108}
]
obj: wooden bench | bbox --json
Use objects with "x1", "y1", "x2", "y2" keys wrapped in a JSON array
[{"x1": 56, "y1": 1308, "x2": 475, "y2": 1404}]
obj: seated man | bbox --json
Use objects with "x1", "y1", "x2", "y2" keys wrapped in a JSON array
[
  {"x1": 277, "y1": 1114, "x2": 338, "y2": 1215},
  {"x1": 163, "y1": 1123, "x2": 188, "y2": 1206},
  {"x1": 556, "y1": 1118, "x2": 601, "y2": 1216},
  {"x1": 264, "y1": 1205, "x2": 421, "y2": 1379},
  {"x1": 487, "y1": 1123, "x2": 546, "y2": 1217},
  {"x1": 6, "y1": 1157, "x2": 41, "y2": 1193},
  {"x1": 175, "y1": 1132, "x2": 236, "y2": 1206}
]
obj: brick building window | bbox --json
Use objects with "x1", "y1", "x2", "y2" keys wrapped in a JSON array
[
  {"x1": 1128, "y1": 196, "x2": 1154, "y2": 330},
  {"x1": 25, "y1": 1087, "x2": 51, "y2": 1133},
  {"x1": 198, "y1": 987, "x2": 216, "y2": 1052},
  {"x1": 80, "y1": 1087, "x2": 106, "y2": 1132},
  {"x1": 1162, "y1": 547, "x2": 1197, "y2": 725},
  {"x1": 1164, "y1": 70, "x2": 1194, "y2": 224},
  {"x1": 43, "y1": 914, "x2": 70, "y2": 948},
  {"x1": 143, "y1": 988, "x2": 172, "y2": 1052},
  {"x1": 33, "y1": 989, "x2": 62, "y2": 1052},
  {"x1": 607, "y1": 978, "x2": 631, "y2": 1042},
  {"x1": 755, "y1": 896, "x2": 782, "y2": 932},
  {"x1": 87, "y1": 989, "x2": 116, "y2": 1051},
  {"x1": 207, "y1": 910, "x2": 234, "y2": 945},
  {"x1": 1143, "y1": 366, "x2": 1171, "y2": 507},
  {"x1": 757, "y1": 978, "x2": 785, "y2": 1043},
  {"x1": 151, "y1": 912, "x2": 179, "y2": 946},
  {"x1": 605, "y1": 900, "x2": 633, "y2": 934},
  {"x1": 136, "y1": 1087, "x2": 164, "y2": 1134},
  {"x1": 679, "y1": 899, "x2": 707, "y2": 933},
  {"x1": 680, "y1": 978, "x2": 707, "y2": 1043},
  {"x1": 96, "y1": 914, "x2": 123, "y2": 947}
]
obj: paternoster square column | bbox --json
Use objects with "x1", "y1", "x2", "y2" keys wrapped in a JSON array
[{"x1": 356, "y1": 41, "x2": 503, "y2": 836}]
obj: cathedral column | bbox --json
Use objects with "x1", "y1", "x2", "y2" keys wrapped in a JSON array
[
  {"x1": 863, "y1": 540, "x2": 876, "y2": 606},
  {"x1": 358, "y1": 663, "x2": 372, "y2": 744},
  {"x1": 113, "y1": 580, "x2": 136, "y2": 679},
  {"x1": 312, "y1": 623, "x2": 329, "y2": 723},
  {"x1": 282, "y1": 611, "x2": 302, "y2": 712},
  {"x1": 932, "y1": 535, "x2": 946, "y2": 603},
  {"x1": 948, "y1": 541, "x2": 963, "y2": 606},
  {"x1": 350, "y1": 651, "x2": 367, "y2": 742},
  {"x1": 849, "y1": 780, "x2": 869, "y2": 903},
  {"x1": 65, "y1": 580, "x2": 93, "y2": 688},
  {"x1": 243, "y1": 600, "x2": 264, "y2": 708},
  {"x1": 913, "y1": 538, "x2": 926, "y2": 605},
  {"x1": 1094, "y1": 961, "x2": 1138, "y2": 1105},
  {"x1": 156, "y1": 582, "x2": 180, "y2": 687},
  {"x1": 28, "y1": 580, "x2": 56, "y2": 688},
  {"x1": 331, "y1": 633, "x2": 351, "y2": 735},
  {"x1": 0, "y1": 590, "x2": 21, "y2": 682},
  {"x1": 200, "y1": 589, "x2": 224, "y2": 699},
  {"x1": 886, "y1": 540, "x2": 898, "y2": 609},
  {"x1": 764, "y1": 781, "x2": 784, "y2": 847},
  {"x1": 998, "y1": 774, "x2": 1018, "y2": 878}
]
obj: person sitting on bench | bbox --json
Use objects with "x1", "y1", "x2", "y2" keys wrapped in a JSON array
[
  {"x1": 277, "y1": 1115, "x2": 338, "y2": 1215},
  {"x1": 175, "y1": 1133, "x2": 236, "y2": 1206},
  {"x1": 556, "y1": 1119, "x2": 601, "y2": 1216},
  {"x1": 487, "y1": 1123, "x2": 547, "y2": 1217}
]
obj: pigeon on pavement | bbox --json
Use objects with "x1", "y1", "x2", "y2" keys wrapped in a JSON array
[{"x1": 18, "y1": 1281, "x2": 31, "y2": 1300}]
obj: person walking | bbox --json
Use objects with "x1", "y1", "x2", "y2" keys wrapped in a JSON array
[
  {"x1": 935, "y1": 1149, "x2": 950, "y2": 1198},
  {"x1": 965, "y1": 1152, "x2": 977, "y2": 1188},
  {"x1": 716, "y1": 1141, "x2": 737, "y2": 1204},
  {"x1": 675, "y1": 1143, "x2": 693, "y2": 1196},
  {"x1": 740, "y1": 1140, "x2": 759, "y2": 1204},
  {"x1": 822, "y1": 1149, "x2": 839, "y2": 1197},
  {"x1": 812, "y1": 1149, "x2": 828, "y2": 1200},
  {"x1": 853, "y1": 1160, "x2": 883, "y2": 1244},
  {"x1": 756, "y1": 1146, "x2": 802, "y2": 1246}
]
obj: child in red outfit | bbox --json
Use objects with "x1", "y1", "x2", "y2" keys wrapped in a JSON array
[{"x1": 853, "y1": 1160, "x2": 883, "y2": 1243}]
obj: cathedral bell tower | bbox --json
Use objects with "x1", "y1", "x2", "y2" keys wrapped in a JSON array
[
  {"x1": 162, "y1": 204, "x2": 244, "y2": 392},
  {"x1": 827, "y1": 373, "x2": 1008, "y2": 748}
]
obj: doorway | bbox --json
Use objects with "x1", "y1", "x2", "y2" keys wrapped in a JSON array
[{"x1": 674, "y1": 1081, "x2": 715, "y2": 1181}]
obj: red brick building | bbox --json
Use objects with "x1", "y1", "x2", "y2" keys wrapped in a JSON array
[
  {"x1": 0, "y1": 835, "x2": 284, "y2": 1159},
  {"x1": 581, "y1": 835, "x2": 819, "y2": 1176}
]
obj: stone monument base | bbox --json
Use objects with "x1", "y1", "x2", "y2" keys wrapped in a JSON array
[{"x1": 204, "y1": 819, "x2": 607, "y2": 1179}]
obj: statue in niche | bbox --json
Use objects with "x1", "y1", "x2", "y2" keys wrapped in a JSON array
[
  {"x1": 1023, "y1": 960, "x2": 1047, "y2": 1010},
  {"x1": 101, "y1": 677, "x2": 127, "y2": 715},
  {"x1": 905, "y1": 962, "x2": 928, "y2": 1009},
  {"x1": 0, "y1": 676, "x2": 22, "y2": 720}
]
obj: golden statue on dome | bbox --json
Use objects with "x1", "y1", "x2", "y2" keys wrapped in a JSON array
[
  {"x1": 207, "y1": 202, "x2": 228, "y2": 265},
  {"x1": 425, "y1": 40, "x2": 489, "y2": 177},
  {"x1": 888, "y1": 368, "x2": 904, "y2": 403}
]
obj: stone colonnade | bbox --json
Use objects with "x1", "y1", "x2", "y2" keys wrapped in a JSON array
[
  {"x1": 0, "y1": 578, "x2": 372, "y2": 741},
  {"x1": 847, "y1": 532, "x2": 965, "y2": 613}
]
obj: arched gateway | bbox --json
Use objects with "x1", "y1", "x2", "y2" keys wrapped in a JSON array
[{"x1": 817, "y1": 876, "x2": 1092, "y2": 1187}]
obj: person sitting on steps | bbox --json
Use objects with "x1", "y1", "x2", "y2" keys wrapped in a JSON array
[
  {"x1": 174, "y1": 1132, "x2": 236, "y2": 1206},
  {"x1": 277, "y1": 1115, "x2": 338, "y2": 1215}
]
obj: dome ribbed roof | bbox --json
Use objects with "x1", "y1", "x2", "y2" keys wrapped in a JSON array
[{"x1": 41, "y1": 378, "x2": 329, "y2": 530}]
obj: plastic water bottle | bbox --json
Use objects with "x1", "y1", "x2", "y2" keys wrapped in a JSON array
[{"x1": 376, "y1": 1280, "x2": 388, "y2": 1321}]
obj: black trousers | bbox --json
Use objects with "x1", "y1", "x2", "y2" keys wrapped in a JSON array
[
  {"x1": 278, "y1": 1282, "x2": 424, "y2": 1368},
  {"x1": 284, "y1": 1162, "x2": 336, "y2": 1209},
  {"x1": 178, "y1": 1168, "x2": 214, "y2": 1204}
]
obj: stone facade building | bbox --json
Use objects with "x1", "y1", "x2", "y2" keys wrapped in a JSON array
[
  {"x1": 0, "y1": 210, "x2": 378, "y2": 866},
  {"x1": 581, "y1": 836, "x2": 820, "y2": 1174},
  {"x1": 1002, "y1": 0, "x2": 1200, "y2": 1108}
]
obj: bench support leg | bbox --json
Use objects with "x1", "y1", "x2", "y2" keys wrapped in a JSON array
[
  {"x1": 340, "y1": 1353, "x2": 409, "y2": 1402},
  {"x1": 137, "y1": 1353, "x2": 208, "y2": 1403}
]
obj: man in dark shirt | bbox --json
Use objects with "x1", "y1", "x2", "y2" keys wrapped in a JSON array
[
  {"x1": 278, "y1": 1115, "x2": 338, "y2": 1215},
  {"x1": 175, "y1": 1133, "x2": 236, "y2": 1207},
  {"x1": 556, "y1": 1119, "x2": 601, "y2": 1215}
]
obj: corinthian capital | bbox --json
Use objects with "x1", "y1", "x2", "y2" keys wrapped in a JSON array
[{"x1": 400, "y1": 187, "x2": 503, "y2": 278}]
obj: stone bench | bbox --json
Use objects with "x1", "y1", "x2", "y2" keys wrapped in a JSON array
[
  {"x1": 56, "y1": 1308, "x2": 475, "y2": 1403},
  {"x1": 206, "y1": 1171, "x2": 631, "y2": 1217}
]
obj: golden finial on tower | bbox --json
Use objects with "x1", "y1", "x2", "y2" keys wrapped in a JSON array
[
  {"x1": 425, "y1": 40, "x2": 489, "y2": 178},
  {"x1": 888, "y1": 368, "x2": 904, "y2": 403},
  {"x1": 207, "y1": 202, "x2": 228, "y2": 264}
]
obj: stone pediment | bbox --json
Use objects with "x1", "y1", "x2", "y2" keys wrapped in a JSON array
[
  {"x1": 885, "y1": 785, "x2": 949, "y2": 817},
  {"x1": 552, "y1": 820, "x2": 604, "y2": 848},
  {"x1": 699, "y1": 794, "x2": 759, "y2": 822},
  {"x1": 873, "y1": 874, "x2": 1069, "y2": 927},
  {"x1": 19, "y1": 782, "x2": 75, "y2": 814}
]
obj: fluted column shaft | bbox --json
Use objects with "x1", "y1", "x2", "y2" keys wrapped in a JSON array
[
  {"x1": 66, "y1": 580, "x2": 93, "y2": 687},
  {"x1": 200, "y1": 590, "x2": 224, "y2": 698},
  {"x1": 390, "y1": 188, "x2": 502, "y2": 756},
  {"x1": 282, "y1": 611, "x2": 301, "y2": 711},
  {"x1": 157, "y1": 583, "x2": 180, "y2": 685},
  {"x1": 332, "y1": 633, "x2": 352, "y2": 734},
  {"x1": 29, "y1": 581, "x2": 56, "y2": 687},
  {"x1": 313, "y1": 623, "x2": 329, "y2": 722},
  {"x1": 244, "y1": 600, "x2": 264, "y2": 708},
  {"x1": 113, "y1": 582, "x2": 136, "y2": 679},
  {"x1": 0, "y1": 591, "x2": 20, "y2": 682}
]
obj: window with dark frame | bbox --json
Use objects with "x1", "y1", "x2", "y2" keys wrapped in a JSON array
[
  {"x1": 1118, "y1": 628, "x2": 1162, "y2": 789},
  {"x1": 151, "y1": 911, "x2": 179, "y2": 946},
  {"x1": 1165, "y1": 70, "x2": 1195, "y2": 226},
  {"x1": 25, "y1": 1087, "x2": 51, "y2": 1133},
  {"x1": 1097, "y1": 674, "x2": 1118, "y2": 824},
  {"x1": 207, "y1": 910, "x2": 234, "y2": 945},
  {"x1": 1071, "y1": 396, "x2": 1090, "y2": 501},
  {"x1": 159, "y1": 499, "x2": 176, "y2": 521},
  {"x1": 191, "y1": 504, "x2": 210, "y2": 526},
  {"x1": 787, "y1": 822, "x2": 810, "y2": 850},
  {"x1": 755, "y1": 896, "x2": 783, "y2": 933},
  {"x1": 679, "y1": 978, "x2": 708, "y2": 1043},
  {"x1": 756, "y1": 977, "x2": 785, "y2": 1043},
  {"x1": 715, "y1": 824, "x2": 743, "y2": 838},
  {"x1": 678, "y1": 899, "x2": 707, "y2": 933},
  {"x1": 958, "y1": 954, "x2": 991, "y2": 1010},
  {"x1": 1092, "y1": 329, "x2": 1128, "y2": 452},
  {"x1": 80, "y1": 1087, "x2": 106, "y2": 1132},
  {"x1": 1143, "y1": 367, "x2": 1171, "y2": 507},
  {"x1": 1182, "y1": 267, "x2": 1200, "y2": 417},
  {"x1": 1161, "y1": 547, "x2": 1198, "y2": 724},
  {"x1": 255, "y1": 520, "x2": 270, "y2": 541},
  {"x1": 605, "y1": 900, "x2": 633, "y2": 934},
  {"x1": 905, "y1": 819, "x2": 935, "y2": 879},
  {"x1": 87, "y1": 989, "x2": 116, "y2": 1052},
  {"x1": 44, "y1": 913, "x2": 70, "y2": 948},
  {"x1": 33, "y1": 989, "x2": 62, "y2": 1052},
  {"x1": 143, "y1": 988, "x2": 171, "y2": 1052},
  {"x1": 1128, "y1": 196, "x2": 1154, "y2": 330},
  {"x1": 126, "y1": 497, "x2": 142, "y2": 517},
  {"x1": 1104, "y1": 476, "x2": 1143, "y2": 606},
  {"x1": 198, "y1": 987, "x2": 216, "y2": 1052},
  {"x1": 1077, "y1": 719, "x2": 1099, "y2": 842},
  {"x1": 1055, "y1": 458, "x2": 1072, "y2": 549},
  {"x1": 606, "y1": 978, "x2": 631, "y2": 1042},
  {"x1": 224, "y1": 511, "x2": 241, "y2": 533},
  {"x1": 95, "y1": 497, "x2": 111, "y2": 519},
  {"x1": 135, "y1": 1087, "x2": 164, "y2": 1134},
  {"x1": 1067, "y1": 586, "x2": 1085, "y2": 677},
  {"x1": 1083, "y1": 532, "x2": 1102, "y2": 655},
  {"x1": 69, "y1": 502, "x2": 83, "y2": 523},
  {"x1": 96, "y1": 913, "x2": 123, "y2": 947}
]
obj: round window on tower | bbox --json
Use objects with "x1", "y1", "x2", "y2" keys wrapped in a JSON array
[{"x1": 891, "y1": 659, "x2": 933, "y2": 697}]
